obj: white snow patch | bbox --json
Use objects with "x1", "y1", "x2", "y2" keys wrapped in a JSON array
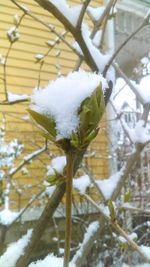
[
  {"x1": 87, "y1": 6, "x2": 105, "y2": 21},
  {"x1": 140, "y1": 245, "x2": 150, "y2": 260},
  {"x1": 45, "y1": 185, "x2": 56, "y2": 197},
  {"x1": 0, "y1": 54, "x2": 5, "y2": 65},
  {"x1": 48, "y1": 0, "x2": 82, "y2": 27},
  {"x1": 0, "y1": 229, "x2": 32, "y2": 267},
  {"x1": 8, "y1": 92, "x2": 29, "y2": 102},
  {"x1": 73, "y1": 175, "x2": 91, "y2": 194},
  {"x1": 81, "y1": 24, "x2": 112, "y2": 73},
  {"x1": 47, "y1": 156, "x2": 66, "y2": 176},
  {"x1": 0, "y1": 208, "x2": 19, "y2": 225},
  {"x1": 92, "y1": 30, "x2": 102, "y2": 47},
  {"x1": 136, "y1": 264, "x2": 150, "y2": 267},
  {"x1": 31, "y1": 70, "x2": 107, "y2": 140},
  {"x1": 81, "y1": 24, "x2": 114, "y2": 82},
  {"x1": 123, "y1": 120, "x2": 150, "y2": 144},
  {"x1": 35, "y1": 54, "x2": 44, "y2": 60},
  {"x1": 72, "y1": 42, "x2": 83, "y2": 56},
  {"x1": 72, "y1": 221, "x2": 99, "y2": 264},
  {"x1": 139, "y1": 75, "x2": 150, "y2": 103},
  {"x1": 7, "y1": 27, "x2": 20, "y2": 42},
  {"x1": 96, "y1": 171, "x2": 122, "y2": 200},
  {"x1": 29, "y1": 253, "x2": 75, "y2": 267},
  {"x1": 121, "y1": 264, "x2": 130, "y2": 267},
  {"x1": 141, "y1": 56, "x2": 149, "y2": 65},
  {"x1": 118, "y1": 232, "x2": 138, "y2": 244},
  {"x1": 87, "y1": 6, "x2": 117, "y2": 22}
]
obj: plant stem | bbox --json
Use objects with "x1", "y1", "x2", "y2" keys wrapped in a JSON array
[{"x1": 63, "y1": 152, "x2": 75, "y2": 267}]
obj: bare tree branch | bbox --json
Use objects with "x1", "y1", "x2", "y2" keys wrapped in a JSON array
[
  {"x1": 91, "y1": 0, "x2": 116, "y2": 39},
  {"x1": 113, "y1": 63, "x2": 145, "y2": 105},
  {"x1": 84, "y1": 194, "x2": 150, "y2": 262},
  {"x1": 76, "y1": 0, "x2": 92, "y2": 28},
  {"x1": 33, "y1": 0, "x2": 99, "y2": 71},
  {"x1": 11, "y1": 0, "x2": 81, "y2": 58},
  {"x1": 9, "y1": 145, "x2": 47, "y2": 178},
  {"x1": 103, "y1": 11, "x2": 150, "y2": 76}
]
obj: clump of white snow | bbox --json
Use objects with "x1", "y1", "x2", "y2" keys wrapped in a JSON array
[
  {"x1": 0, "y1": 208, "x2": 19, "y2": 225},
  {"x1": 48, "y1": 0, "x2": 82, "y2": 27},
  {"x1": 87, "y1": 6, "x2": 105, "y2": 21},
  {"x1": 140, "y1": 246, "x2": 150, "y2": 260},
  {"x1": 45, "y1": 185, "x2": 56, "y2": 197},
  {"x1": 0, "y1": 229, "x2": 32, "y2": 267},
  {"x1": 72, "y1": 221, "x2": 99, "y2": 264},
  {"x1": 31, "y1": 70, "x2": 107, "y2": 140},
  {"x1": 81, "y1": 24, "x2": 112, "y2": 73},
  {"x1": 47, "y1": 156, "x2": 66, "y2": 176},
  {"x1": 8, "y1": 92, "x2": 29, "y2": 102},
  {"x1": 118, "y1": 232, "x2": 138, "y2": 244},
  {"x1": 0, "y1": 54, "x2": 5, "y2": 65},
  {"x1": 87, "y1": 6, "x2": 117, "y2": 22},
  {"x1": 73, "y1": 175, "x2": 91, "y2": 194},
  {"x1": 96, "y1": 171, "x2": 123, "y2": 200},
  {"x1": 123, "y1": 120, "x2": 150, "y2": 144},
  {"x1": 7, "y1": 27, "x2": 20, "y2": 42},
  {"x1": 28, "y1": 253, "x2": 75, "y2": 267},
  {"x1": 139, "y1": 75, "x2": 150, "y2": 103},
  {"x1": 136, "y1": 264, "x2": 150, "y2": 267},
  {"x1": 92, "y1": 30, "x2": 102, "y2": 47},
  {"x1": 81, "y1": 24, "x2": 114, "y2": 82}
]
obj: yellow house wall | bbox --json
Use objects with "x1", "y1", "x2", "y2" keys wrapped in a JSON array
[{"x1": 0, "y1": 0, "x2": 109, "y2": 209}]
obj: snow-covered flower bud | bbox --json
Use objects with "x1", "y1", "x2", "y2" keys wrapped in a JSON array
[
  {"x1": 28, "y1": 70, "x2": 107, "y2": 152},
  {"x1": 7, "y1": 27, "x2": 20, "y2": 43}
]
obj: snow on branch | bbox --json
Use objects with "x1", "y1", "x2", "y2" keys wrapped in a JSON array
[
  {"x1": 87, "y1": 5, "x2": 117, "y2": 23},
  {"x1": 0, "y1": 229, "x2": 32, "y2": 267},
  {"x1": 96, "y1": 170, "x2": 123, "y2": 200},
  {"x1": 29, "y1": 253, "x2": 75, "y2": 267},
  {"x1": 11, "y1": 0, "x2": 80, "y2": 58},
  {"x1": 48, "y1": 0, "x2": 82, "y2": 27},
  {"x1": 72, "y1": 221, "x2": 100, "y2": 265},
  {"x1": 47, "y1": 156, "x2": 66, "y2": 176},
  {"x1": 121, "y1": 120, "x2": 150, "y2": 145},
  {"x1": 0, "y1": 208, "x2": 19, "y2": 225},
  {"x1": 7, "y1": 92, "x2": 30, "y2": 103},
  {"x1": 113, "y1": 63, "x2": 146, "y2": 105},
  {"x1": 73, "y1": 174, "x2": 91, "y2": 195},
  {"x1": 9, "y1": 146, "x2": 47, "y2": 177},
  {"x1": 81, "y1": 23, "x2": 114, "y2": 82},
  {"x1": 84, "y1": 194, "x2": 150, "y2": 262}
]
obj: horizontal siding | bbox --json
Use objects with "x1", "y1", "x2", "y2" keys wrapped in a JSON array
[{"x1": 0, "y1": 0, "x2": 108, "y2": 209}]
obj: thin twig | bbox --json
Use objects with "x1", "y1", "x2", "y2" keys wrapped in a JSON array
[
  {"x1": 120, "y1": 205, "x2": 150, "y2": 215},
  {"x1": 33, "y1": 0, "x2": 99, "y2": 71},
  {"x1": 3, "y1": 12, "x2": 26, "y2": 101},
  {"x1": 103, "y1": 12, "x2": 150, "y2": 76},
  {"x1": 9, "y1": 146, "x2": 47, "y2": 178},
  {"x1": 76, "y1": 0, "x2": 92, "y2": 28},
  {"x1": 11, "y1": 0, "x2": 81, "y2": 58},
  {"x1": 0, "y1": 98, "x2": 29, "y2": 105},
  {"x1": 91, "y1": 0, "x2": 116, "y2": 39},
  {"x1": 8, "y1": 189, "x2": 45, "y2": 228},
  {"x1": 113, "y1": 63, "x2": 145, "y2": 105},
  {"x1": 84, "y1": 194, "x2": 150, "y2": 262}
]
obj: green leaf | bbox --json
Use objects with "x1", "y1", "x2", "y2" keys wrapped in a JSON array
[
  {"x1": 70, "y1": 132, "x2": 80, "y2": 148},
  {"x1": 78, "y1": 83, "x2": 105, "y2": 141},
  {"x1": 28, "y1": 109, "x2": 57, "y2": 139},
  {"x1": 124, "y1": 191, "x2": 132, "y2": 203},
  {"x1": 108, "y1": 200, "x2": 116, "y2": 222}
]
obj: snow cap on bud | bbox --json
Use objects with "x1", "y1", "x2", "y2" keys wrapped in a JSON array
[
  {"x1": 28, "y1": 70, "x2": 107, "y2": 152},
  {"x1": 7, "y1": 27, "x2": 20, "y2": 43}
]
